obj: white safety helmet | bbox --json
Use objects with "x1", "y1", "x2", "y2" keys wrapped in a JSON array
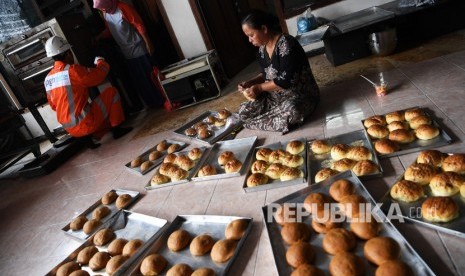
[{"x1": 45, "y1": 36, "x2": 71, "y2": 57}]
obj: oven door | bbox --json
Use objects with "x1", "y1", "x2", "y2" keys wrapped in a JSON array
[
  {"x1": 3, "y1": 28, "x2": 53, "y2": 70},
  {"x1": 17, "y1": 62, "x2": 54, "y2": 106}
]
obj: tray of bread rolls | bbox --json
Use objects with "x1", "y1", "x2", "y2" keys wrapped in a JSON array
[
  {"x1": 262, "y1": 170, "x2": 434, "y2": 276},
  {"x1": 362, "y1": 107, "x2": 452, "y2": 158},
  {"x1": 380, "y1": 150, "x2": 465, "y2": 238},
  {"x1": 123, "y1": 215, "x2": 253, "y2": 276},
  {"x1": 242, "y1": 138, "x2": 308, "y2": 193},
  {"x1": 49, "y1": 210, "x2": 168, "y2": 276},
  {"x1": 191, "y1": 136, "x2": 257, "y2": 182},
  {"x1": 308, "y1": 129, "x2": 383, "y2": 184},
  {"x1": 145, "y1": 147, "x2": 208, "y2": 190},
  {"x1": 62, "y1": 189, "x2": 140, "y2": 241},
  {"x1": 173, "y1": 109, "x2": 243, "y2": 145},
  {"x1": 125, "y1": 139, "x2": 188, "y2": 175}
]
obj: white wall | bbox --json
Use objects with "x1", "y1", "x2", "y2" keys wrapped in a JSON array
[{"x1": 161, "y1": 0, "x2": 207, "y2": 58}]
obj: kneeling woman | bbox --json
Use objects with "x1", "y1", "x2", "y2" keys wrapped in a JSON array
[{"x1": 238, "y1": 10, "x2": 320, "y2": 134}]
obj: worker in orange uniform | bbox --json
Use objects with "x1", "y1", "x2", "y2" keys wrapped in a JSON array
[{"x1": 44, "y1": 36, "x2": 132, "y2": 146}]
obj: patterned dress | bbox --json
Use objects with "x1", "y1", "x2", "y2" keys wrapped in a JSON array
[{"x1": 238, "y1": 34, "x2": 320, "y2": 134}]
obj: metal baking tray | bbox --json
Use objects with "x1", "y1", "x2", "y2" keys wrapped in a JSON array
[
  {"x1": 380, "y1": 152, "x2": 465, "y2": 239},
  {"x1": 191, "y1": 136, "x2": 257, "y2": 182},
  {"x1": 173, "y1": 110, "x2": 243, "y2": 145},
  {"x1": 262, "y1": 170, "x2": 434, "y2": 276},
  {"x1": 362, "y1": 107, "x2": 453, "y2": 158},
  {"x1": 145, "y1": 147, "x2": 209, "y2": 190},
  {"x1": 124, "y1": 215, "x2": 253, "y2": 276},
  {"x1": 124, "y1": 139, "x2": 187, "y2": 175},
  {"x1": 307, "y1": 129, "x2": 383, "y2": 184},
  {"x1": 62, "y1": 189, "x2": 140, "y2": 241},
  {"x1": 332, "y1": 6, "x2": 395, "y2": 33},
  {"x1": 242, "y1": 138, "x2": 308, "y2": 193},
  {"x1": 49, "y1": 210, "x2": 168, "y2": 276}
]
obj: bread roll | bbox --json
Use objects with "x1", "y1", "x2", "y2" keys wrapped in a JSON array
[
  {"x1": 311, "y1": 139, "x2": 332, "y2": 154},
  {"x1": 461, "y1": 184, "x2": 465, "y2": 198},
  {"x1": 184, "y1": 127, "x2": 197, "y2": 136},
  {"x1": 367, "y1": 124, "x2": 390, "y2": 139},
  {"x1": 92, "y1": 206, "x2": 110, "y2": 220},
  {"x1": 339, "y1": 194, "x2": 366, "y2": 218},
  {"x1": 280, "y1": 167, "x2": 304, "y2": 181},
  {"x1": 329, "y1": 179, "x2": 355, "y2": 202},
  {"x1": 70, "y1": 216, "x2": 87, "y2": 231},
  {"x1": 281, "y1": 222, "x2": 311, "y2": 245},
  {"x1": 102, "y1": 190, "x2": 118, "y2": 205},
  {"x1": 198, "y1": 128, "x2": 212, "y2": 139},
  {"x1": 346, "y1": 146, "x2": 372, "y2": 161},
  {"x1": 167, "y1": 143, "x2": 181, "y2": 154},
  {"x1": 285, "y1": 242, "x2": 315, "y2": 268},
  {"x1": 269, "y1": 149, "x2": 290, "y2": 164},
  {"x1": 329, "y1": 251, "x2": 364, "y2": 276},
  {"x1": 286, "y1": 140, "x2": 305, "y2": 154},
  {"x1": 409, "y1": 115, "x2": 431, "y2": 129},
  {"x1": 107, "y1": 238, "x2": 128, "y2": 256},
  {"x1": 331, "y1": 158, "x2": 357, "y2": 172},
  {"x1": 275, "y1": 204, "x2": 297, "y2": 225},
  {"x1": 214, "y1": 119, "x2": 226, "y2": 127},
  {"x1": 190, "y1": 234, "x2": 214, "y2": 256},
  {"x1": 130, "y1": 156, "x2": 143, "y2": 168},
  {"x1": 429, "y1": 172, "x2": 462, "y2": 196},
  {"x1": 167, "y1": 229, "x2": 191, "y2": 252},
  {"x1": 303, "y1": 192, "x2": 330, "y2": 214},
  {"x1": 140, "y1": 254, "x2": 167, "y2": 276},
  {"x1": 188, "y1": 148, "x2": 203, "y2": 161},
  {"x1": 151, "y1": 173, "x2": 170, "y2": 185},
  {"x1": 256, "y1": 147, "x2": 273, "y2": 161},
  {"x1": 387, "y1": 121, "x2": 409, "y2": 132},
  {"x1": 417, "y1": 150, "x2": 445, "y2": 167},
  {"x1": 56, "y1": 261, "x2": 80, "y2": 276},
  {"x1": 194, "y1": 121, "x2": 208, "y2": 130},
  {"x1": 246, "y1": 173, "x2": 269, "y2": 187},
  {"x1": 123, "y1": 239, "x2": 144, "y2": 257},
  {"x1": 388, "y1": 129, "x2": 415, "y2": 144},
  {"x1": 442, "y1": 154, "x2": 465, "y2": 174},
  {"x1": 251, "y1": 160, "x2": 268, "y2": 174},
  {"x1": 311, "y1": 210, "x2": 342, "y2": 234},
  {"x1": 175, "y1": 155, "x2": 195, "y2": 171},
  {"x1": 218, "y1": 151, "x2": 235, "y2": 166},
  {"x1": 225, "y1": 219, "x2": 249, "y2": 240},
  {"x1": 77, "y1": 245, "x2": 99, "y2": 265},
  {"x1": 169, "y1": 168, "x2": 188, "y2": 181},
  {"x1": 374, "y1": 139, "x2": 399, "y2": 154},
  {"x1": 206, "y1": 115, "x2": 216, "y2": 124},
  {"x1": 352, "y1": 160, "x2": 379, "y2": 176},
  {"x1": 156, "y1": 140, "x2": 169, "y2": 151},
  {"x1": 385, "y1": 111, "x2": 405, "y2": 124},
  {"x1": 404, "y1": 163, "x2": 436, "y2": 185},
  {"x1": 404, "y1": 108, "x2": 425, "y2": 121},
  {"x1": 375, "y1": 260, "x2": 414, "y2": 276},
  {"x1": 140, "y1": 160, "x2": 153, "y2": 173},
  {"x1": 331, "y1": 144, "x2": 350, "y2": 161},
  {"x1": 322, "y1": 228, "x2": 356, "y2": 255},
  {"x1": 224, "y1": 159, "x2": 242, "y2": 173},
  {"x1": 315, "y1": 168, "x2": 338, "y2": 183},
  {"x1": 159, "y1": 163, "x2": 175, "y2": 176},
  {"x1": 167, "y1": 263, "x2": 193, "y2": 276},
  {"x1": 106, "y1": 254, "x2": 129, "y2": 275},
  {"x1": 390, "y1": 180, "x2": 424, "y2": 202},
  {"x1": 149, "y1": 150, "x2": 162, "y2": 161},
  {"x1": 415, "y1": 124, "x2": 439, "y2": 140},
  {"x1": 116, "y1": 194, "x2": 132, "y2": 209},
  {"x1": 192, "y1": 268, "x2": 215, "y2": 276},
  {"x1": 89, "y1": 251, "x2": 111, "y2": 271},
  {"x1": 69, "y1": 270, "x2": 89, "y2": 276},
  {"x1": 265, "y1": 163, "x2": 287, "y2": 180},
  {"x1": 291, "y1": 264, "x2": 324, "y2": 276},
  {"x1": 198, "y1": 164, "x2": 217, "y2": 177},
  {"x1": 217, "y1": 108, "x2": 231, "y2": 119},
  {"x1": 350, "y1": 214, "x2": 381, "y2": 240},
  {"x1": 93, "y1": 228, "x2": 115, "y2": 246},
  {"x1": 163, "y1": 153, "x2": 177, "y2": 164},
  {"x1": 364, "y1": 115, "x2": 387, "y2": 127},
  {"x1": 364, "y1": 236, "x2": 400, "y2": 265},
  {"x1": 83, "y1": 219, "x2": 101, "y2": 234},
  {"x1": 211, "y1": 239, "x2": 237, "y2": 263},
  {"x1": 282, "y1": 154, "x2": 304, "y2": 168}
]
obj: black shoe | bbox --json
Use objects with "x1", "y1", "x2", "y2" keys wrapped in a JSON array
[{"x1": 112, "y1": 126, "x2": 133, "y2": 139}]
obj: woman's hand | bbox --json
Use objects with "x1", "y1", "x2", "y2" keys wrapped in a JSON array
[{"x1": 242, "y1": 85, "x2": 261, "y2": 101}]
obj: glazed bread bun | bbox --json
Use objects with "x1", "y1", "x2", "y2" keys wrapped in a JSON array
[
  {"x1": 442, "y1": 154, "x2": 465, "y2": 174},
  {"x1": 364, "y1": 236, "x2": 401, "y2": 265},
  {"x1": 224, "y1": 159, "x2": 242, "y2": 173},
  {"x1": 130, "y1": 156, "x2": 143, "y2": 168},
  {"x1": 280, "y1": 167, "x2": 304, "y2": 181},
  {"x1": 140, "y1": 160, "x2": 153, "y2": 173},
  {"x1": 198, "y1": 164, "x2": 217, "y2": 177},
  {"x1": 404, "y1": 163, "x2": 436, "y2": 185},
  {"x1": 70, "y1": 216, "x2": 87, "y2": 231},
  {"x1": 265, "y1": 163, "x2": 287, "y2": 180},
  {"x1": 329, "y1": 252, "x2": 364, "y2": 276},
  {"x1": 375, "y1": 260, "x2": 414, "y2": 276},
  {"x1": 331, "y1": 144, "x2": 350, "y2": 161},
  {"x1": 163, "y1": 153, "x2": 177, "y2": 164},
  {"x1": 374, "y1": 139, "x2": 399, "y2": 154},
  {"x1": 198, "y1": 128, "x2": 212, "y2": 139},
  {"x1": 156, "y1": 140, "x2": 169, "y2": 151},
  {"x1": 184, "y1": 127, "x2": 197, "y2": 136},
  {"x1": 194, "y1": 121, "x2": 208, "y2": 130},
  {"x1": 116, "y1": 194, "x2": 132, "y2": 209},
  {"x1": 282, "y1": 154, "x2": 304, "y2": 168},
  {"x1": 159, "y1": 163, "x2": 175, "y2": 175},
  {"x1": 214, "y1": 119, "x2": 226, "y2": 127},
  {"x1": 205, "y1": 115, "x2": 216, "y2": 124},
  {"x1": 329, "y1": 179, "x2": 355, "y2": 202},
  {"x1": 286, "y1": 140, "x2": 305, "y2": 155},
  {"x1": 404, "y1": 108, "x2": 425, "y2": 121},
  {"x1": 93, "y1": 228, "x2": 115, "y2": 246},
  {"x1": 315, "y1": 168, "x2": 339, "y2": 183},
  {"x1": 167, "y1": 143, "x2": 181, "y2": 154},
  {"x1": 107, "y1": 238, "x2": 128, "y2": 256},
  {"x1": 389, "y1": 129, "x2": 415, "y2": 144},
  {"x1": 303, "y1": 192, "x2": 331, "y2": 214},
  {"x1": 352, "y1": 160, "x2": 379, "y2": 176},
  {"x1": 106, "y1": 255, "x2": 129, "y2": 275},
  {"x1": 409, "y1": 115, "x2": 431, "y2": 129},
  {"x1": 390, "y1": 180, "x2": 424, "y2": 202},
  {"x1": 339, "y1": 194, "x2": 366, "y2": 218},
  {"x1": 269, "y1": 149, "x2": 290, "y2": 164},
  {"x1": 102, "y1": 191, "x2": 118, "y2": 205},
  {"x1": 331, "y1": 158, "x2": 357, "y2": 172},
  {"x1": 364, "y1": 115, "x2": 387, "y2": 127},
  {"x1": 246, "y1": 173, "x2": 268, "y2": 187},
  {"x1": 149, "y1": 150, "x2": 162, "y2": 161},
  {"x1": 169, "y1": 167, "x2": 188, "y2": 181},
  {"x1": 167, "y1": 229, "x2": 191, "y2": 252},
  {"x1": 251, "y1": 160, "x2": 269, "y2": 174},
  {"x1": 311, "y1": 139, "x2": 332, "y2": 154},
  {"x1": 217, "y1": 108, "x2": 231, "y2": 119},
  {"x1": 281, "y1": 222, "x2": 311, "y2": 245},
  {"x1": 322, "y1": 228, "x2": 356, "y2": 255},
  {"x1": 275, "y1": 204, "x2": 297, "y2": 225},
  {"x1": 385, "y1": 111, "x2": 405, "y2": 124},
  {"x1": 422, "y1": 196, "x2": 459, "y2": 223},
  {"x1": 346, "y1": 146, "x2": 372, "y2": 161},
  {"x1": 415, "y1": 124, "x2": 439, "y2": 140},
  {"x1": 175, "y1": 155, "x2": 195, "y2": 171},
  {"x1": 192, "y1": 268, "x2": 215, "y2": 276},
  {"x1": 225, "y1": 219, "x2": 249, "y2": 240},
  {"x1": 256, "y1": 147, "x2": 273, "y2": 161},
  {"x1": 122, "y1": 239, "x2": 144, "y2": 257},
  {"x1": 211, "y1": 239, "x2": 237, "y2": 263},
  {"x1": 77, "y1": 245, "x2": 99, "y2": 265},
  {"x1": 83, "y1": 219, "x2": 101, "y2": 234},
  {"x1": 92, "y1": 206, "x2": 110, "y2": 220},
  {"x1": 350, "y1": 214, "x2": 381, "y2": 240},
  {"x1": 367, "y1": 124, "x2": 390, "y2": 139},
  {"x1": 218, "y1": 151, "x2": 235, "y2": 166},
  {"x1": 140, "y1": 254, "x2": 167, "y2": 276},
  {"x1": 285, "y1": 242, "x2": 315, "y2": 268},
  {"x1": 188, "y1": 148, "x2": 203, "y2": 161},
  {"x1": 311, "y1": 210, "x2": 342, "y2": 234},
  {"x1": 190, "y1": 234, "x2": 214, "y2": 256},
  {"x1": 56, "y1": 261, "x2": 80, "y2": 276},
  {"x1": 429, "y1": 172, "x2": 462, "y2": 196},
  {"x1": 417, "y1": 150, "x2": 445, "y2": 167},
  {"x1": 387, "y1": 121, "x2": 409, "y2": 132},
  {"x1": 290, "y1": 264, "x2": 324, "y2": 276},
  {"x1": 167, "y1": 263, "x2": 193, "y2": 276}
]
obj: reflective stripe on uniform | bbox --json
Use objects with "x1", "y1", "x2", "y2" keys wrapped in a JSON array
[
  {"x1": 94, "y1": 97, "x2": 108, "y2": 120},
  {"x1": 112, "y1": 93, "x2": 120, "y2": 104}
]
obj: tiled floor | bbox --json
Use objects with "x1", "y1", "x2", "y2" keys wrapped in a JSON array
[{"x1": 2, "y1": 31, "x2": 465, "y2": 275}]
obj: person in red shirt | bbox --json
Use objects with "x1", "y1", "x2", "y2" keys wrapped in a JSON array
[
  {"x1": 94, "y1": 0, "x2": 164, "y2": 108},
  {"x1": 44, "y1": 36, "x2": 132, "y2": 144}
]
